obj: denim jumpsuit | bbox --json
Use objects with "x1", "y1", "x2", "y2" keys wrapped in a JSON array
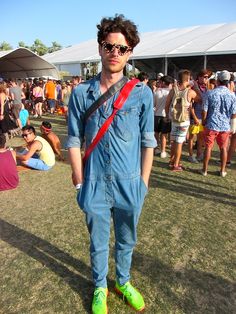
[{"x1": 67, "y1": 74, "x2": 156, "y2": 288}]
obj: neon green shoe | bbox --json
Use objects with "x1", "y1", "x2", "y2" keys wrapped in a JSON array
[
  {"x1": 92, "y1": 287, "x2": 108, "y2": 314},
  {"x1": 114, "y1": 281, "x2": 145, "y2": 312}
]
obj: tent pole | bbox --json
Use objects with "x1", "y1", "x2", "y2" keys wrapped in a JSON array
[
  {"x1": 164, "y1": 57, "x2": 168, "y2": 75},
  {"x1": 204, "y1": 55, "x2": 207, "y2": 68}
]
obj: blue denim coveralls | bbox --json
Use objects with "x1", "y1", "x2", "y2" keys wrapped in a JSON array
[{"x1": 67, "y1": 74, "x2": 156, "y2": 288}]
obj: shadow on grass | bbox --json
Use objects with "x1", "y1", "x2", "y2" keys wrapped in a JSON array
[
  {"x1": 0, "y1": 219, "x2": 93, "y2": 313},
  {"x1": 132, "y1": 251, "x2": 236, "y2": 313},
  {"x1": 150, "y1": 169, "x2": 236, "y2": 207}
]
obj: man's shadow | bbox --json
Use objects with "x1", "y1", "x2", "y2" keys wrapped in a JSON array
[
  {"x1": 0, "y1": 219, "x2": 95, "y2": 313},
  {"x1": 132, "y1": 251, "x2": 236, "y2": 313}
]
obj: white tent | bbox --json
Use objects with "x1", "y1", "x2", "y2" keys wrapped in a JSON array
[
  {"x1": 43, "y1": 22, "x2": 236, "y2": 77},
  {"x1": 0, "y1": 48, "x2": 60, "y2": 79}
]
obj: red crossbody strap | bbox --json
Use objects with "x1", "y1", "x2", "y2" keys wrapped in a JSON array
[{"x1": 83, "y1": 78, "x2": 139, "y2": 164}]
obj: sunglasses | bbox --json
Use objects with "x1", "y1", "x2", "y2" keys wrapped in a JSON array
[
  {"x1": 101, "y1": 41, "x2": 132, "y2": 56},
  {"x1": 22, "y1": 132, "x2": 32, "y2": 138}
]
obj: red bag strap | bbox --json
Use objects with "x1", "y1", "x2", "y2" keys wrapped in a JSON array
[{"x1": 83, "y1": 78, "x2": 139, "y2": 164}]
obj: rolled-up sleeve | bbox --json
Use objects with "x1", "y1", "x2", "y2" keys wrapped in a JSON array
[{"x1": 66, "y1": 87, "x2": 85, "y2": 149}]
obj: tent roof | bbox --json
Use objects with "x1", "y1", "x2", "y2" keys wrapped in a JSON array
[
  {"x1": 0, "y1": 48, "x2": 60, "y2": 79},
  {"x1": 43, "y1": 22, "x2": 236, "y2": 65}
]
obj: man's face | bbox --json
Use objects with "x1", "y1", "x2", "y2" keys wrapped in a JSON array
[
  {"x1": 198, "y1": 74, "x2": 209, "y2": 85},
  {"x1": 21, "y1": 130, "x2": 35, "y2": 143},
  {"x1": 99, "y1": 32, "x2": 132, "y2": 75}
]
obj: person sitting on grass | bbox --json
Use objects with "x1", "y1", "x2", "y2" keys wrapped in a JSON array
[
  {"x1": 0, "y1": 133, "x2": 19, "y2": 191},
  {"x1": 40, "y1": 121, "x2": 64, "y2": 161},
  {"x1": 16, "y1": 125, "x2": 55, "y2": 171}
]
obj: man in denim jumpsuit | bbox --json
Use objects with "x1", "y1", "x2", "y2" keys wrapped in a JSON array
[{"x1": 67, "y1": 15, "x2": 156, "y2": 314}]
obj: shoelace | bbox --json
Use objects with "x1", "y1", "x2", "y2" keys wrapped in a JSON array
[
  {"x1": 94, "y1": 289, "x2": 106, "y2": 305},
  {"x1": 121, "y1": 284, "x2": 133, "y2": 298}
]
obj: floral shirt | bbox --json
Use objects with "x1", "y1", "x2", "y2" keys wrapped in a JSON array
[{"x1": 203, "y1": 86, "x2": 236, "y2": 131}]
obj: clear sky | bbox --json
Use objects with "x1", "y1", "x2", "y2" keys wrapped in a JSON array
[{"x1": 2, "y1": 0, "x2": 236, "y2": 49}]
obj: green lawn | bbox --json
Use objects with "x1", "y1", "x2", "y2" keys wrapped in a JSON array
[{"x1": 1, "y1": 115, "x2": 235, "y2": 313}]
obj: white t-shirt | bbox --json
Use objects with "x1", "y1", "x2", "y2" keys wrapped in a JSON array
[{"x1": 153, "y1": 88, "x2": 170, "y2": 117}]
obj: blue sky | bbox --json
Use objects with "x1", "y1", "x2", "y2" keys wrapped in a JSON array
[{"x1": 2, "y1": 0, "x2": 236, "y2": 49}]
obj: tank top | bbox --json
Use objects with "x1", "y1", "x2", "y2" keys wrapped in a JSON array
[
  {"x1": 62, "y1": 90, "x2": 71, "y2": 106},
  {"x1": 0, "y1": 150, "x2": 19, "y2": 191},
  {"x1": 33, "y1": 86, "x2": 43, "y2": 97},
  {"x1": 172, "y1": 87, "x2": 191, "y2": 126},
  {"x1": 35, "y1": 136, "x2": 55, "y2": 167}
]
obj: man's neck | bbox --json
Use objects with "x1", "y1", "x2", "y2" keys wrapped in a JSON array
[
  {"x1": 178, "y1": 82, "x2": 188, "y2": 90},
  {"x1": 100, "y1": 71, "x2": 124, "y2": 93}
]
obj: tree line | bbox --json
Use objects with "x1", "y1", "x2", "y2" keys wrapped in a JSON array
[{"x1": 0, "y1": 39, "x2": 63, "y2": 56}]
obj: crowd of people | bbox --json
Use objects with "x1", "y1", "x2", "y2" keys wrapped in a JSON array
[
  {"x1": 0, "y1": 75, "x2": 83, "y2": 140},
  {"x1": 0, "y1": 75, "x2": 82, "y2": 192},
  {"x1": 139, "y1": 68, "x2": 236, "y2": 177}
]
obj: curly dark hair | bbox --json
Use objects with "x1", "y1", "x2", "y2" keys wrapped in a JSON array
[{"x1": 97, "y1": 14, "x2": 140, "y2": 50}]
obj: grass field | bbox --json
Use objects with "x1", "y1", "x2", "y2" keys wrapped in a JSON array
[{"x1": 1, "y1": 115, "x2": 235, "y2": 314}]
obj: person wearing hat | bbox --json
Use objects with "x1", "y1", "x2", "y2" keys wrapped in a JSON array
[{"x1": 201, "y1": 70, "x2": 236, "y2": 177}]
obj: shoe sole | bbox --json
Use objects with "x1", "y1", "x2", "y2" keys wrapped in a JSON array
[{"x1": 114, "y1": 287, "x2": 145, "y2": 312}]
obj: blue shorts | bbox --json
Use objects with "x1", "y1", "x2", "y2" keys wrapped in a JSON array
[
  {"x1": 47, "y1": 99, "x2": 56, "y2": 109},
  {"x1": 171, "y1": 123, "x2": 189, "y2": 143},
  {"x1": 19, "y1": 150, "x2": 52, "y2": 171}
]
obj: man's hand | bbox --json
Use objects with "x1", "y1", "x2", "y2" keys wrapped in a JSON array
[{"x1": 231, "y1": 118, "x2": 236, "y2": 134}]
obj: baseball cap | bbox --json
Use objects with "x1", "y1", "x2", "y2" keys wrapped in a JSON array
[
  {"x1": 218, "y1": 70, "x2": 230, "y2": 82},
  {"x1": 157, "y1": 72, "x2": 164, "y2": 78}
]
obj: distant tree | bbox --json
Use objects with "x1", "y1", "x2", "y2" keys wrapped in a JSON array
[
  {"x1": 0, "y1": 39, "x2": 63, "y2": 55},
  {"x1": 48, "y1": 41, "x2": 62, "y2": 53},
  {"x1": 18, "y1": 41, "x2": 30, "y2": 49},
  {"x1": 0, "y1": 41, "x2": 13, "y2": 51},
  {"x1": 30, "y1": 39, "x2": 48, "y2": 56}
]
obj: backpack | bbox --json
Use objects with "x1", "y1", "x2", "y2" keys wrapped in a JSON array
[{"x1": 171, "y1": 86, "x2": 189, "y2": 123}]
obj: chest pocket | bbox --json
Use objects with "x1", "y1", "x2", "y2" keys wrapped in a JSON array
[{"x1": 113, "y1": 107, "x2": 139, "y2": 141}]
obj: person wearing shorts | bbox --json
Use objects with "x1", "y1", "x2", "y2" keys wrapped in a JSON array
[
  {"x1": 9, "y1": 79, "x2": 25, "y2": 128},
  {"x1": 202, "y1": 70, "x2": 236, "y2": 177},
  {"x1": 165, "y1": 70, "x2": 197, "y2": 171},
  {"x1": 188, "y1": 69, "x2": 211, "y2": 163},
  {"x1": 45, "y1": 78, "x2": 56, "y2": 114},
  {"x1": 16, "y1": 125, "x2": 55, "y2": 171},
  {"x1": 154, "y1": 75, "x2": 173, "y2": 158}
]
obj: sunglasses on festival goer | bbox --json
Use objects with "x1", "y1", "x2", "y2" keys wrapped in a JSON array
[
  {"x1": 22, "y1": 132, "x2": 32, "y2": 138},
  {"x1": 101, "y1": 41, "x2": 132, "y2": 56}
]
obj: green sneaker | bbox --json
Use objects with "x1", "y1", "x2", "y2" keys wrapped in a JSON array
[
  {"x1": 92, "y1": 287, "x2": 108, "y2": 314},
  {"x1": 114, "y1": 282, "x2": 145, "y2": 312}
]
